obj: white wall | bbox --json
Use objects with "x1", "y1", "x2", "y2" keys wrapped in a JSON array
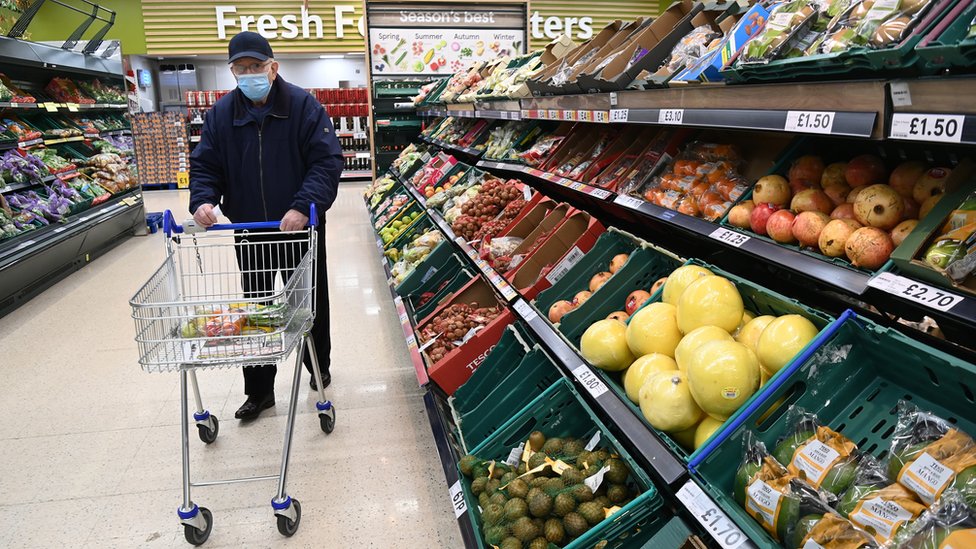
[
  {"x1": 195, "y1": 58, "x2": 367, "y2": 91},
  {"x1": 127, "y1": 55, "x2": 158, "y2": 112}
]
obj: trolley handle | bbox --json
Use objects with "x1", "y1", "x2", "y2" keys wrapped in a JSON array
[{"x1": 163, "y1": 204, "x2": 318, "y2": 236}]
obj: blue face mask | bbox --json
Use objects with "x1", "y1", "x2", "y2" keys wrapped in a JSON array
[{"x1": 237, "y1": 73, "x2": 271, "y2": 101}]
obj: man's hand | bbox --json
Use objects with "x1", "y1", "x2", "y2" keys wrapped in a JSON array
[
  {"x1": 280, "y1": 209, "x2": 309, "y2": 232},
  {"x1": 193, "y1": 204, "x2": 218, "y2": 228}
]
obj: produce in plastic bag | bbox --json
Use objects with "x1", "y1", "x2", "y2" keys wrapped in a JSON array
[
  {"x1": 735, "y1": 432, "x2": 803, "y2": 541},
  {"x1": 787, "y1": 495, "x2": 877, "y2": 548},
  {"x1": 518, "y1": 134, "x2": 565, "y2": 167},
  {"x1": 852, "y1": 0, "x2": 935, "y2": 49},
  {"x1": 741, "y1": 0, "x2": 821, "y2": 63},
  {"x1": 886, "y1": 401, "x2": 976, "y2": 507},
  {"x1": 837, "y1": 454, "x2": 927, "y2": 544},
  {"x1": 772, "y1": 407, "x2": 860, "y2": 495},
  {"x1": 891, "y1": 490, "x2": 976, "y2": 548},
  {"x1": 659, "y1": 26, "x2": 724, "y2": 73}
]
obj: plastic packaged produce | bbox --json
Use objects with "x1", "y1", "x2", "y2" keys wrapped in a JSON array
[
  {"x1": 891, "y1": 490, "x2": 976, "y2": 548},
  {"x1": 772, "y1": 407, "x2": 860, "y2": 495},
  {"x1": 735, "y1": 433, "x2": 805, "y2": 541},
  {"x1": 886, "y1": 401, "x2": 976, "y2": 507},
  {"x1": 852, "y1": 0, "x2": 936, "y2": 49},
  {"x1": 741, "y1": 0, "x2": 820, "y2": 63},
  {"x1": 640, "y1": 142, "x2": 746, "y2": 221},
  {"x1": 518, "y1": 134, "x2": 565, "y2": 166},
  {"x1": 836, "y1": 455, "x2": 927, "y2": 545},
  {"x1": 787, "y1": 497, "x2": 877, "y2": 548},
  {"x1": 659, "y1": 25, "x2": 724, "y2": 73},
  {"x1": 45, "y1": 77, "x2": 96, "y2": 104},
  {"x1": 1, "y1": 150, "x2": 49, "y2": 183}
]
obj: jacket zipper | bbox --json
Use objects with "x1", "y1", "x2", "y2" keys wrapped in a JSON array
[{"x1": 257, "y1": 121, "x2": 270, "y2": 220}]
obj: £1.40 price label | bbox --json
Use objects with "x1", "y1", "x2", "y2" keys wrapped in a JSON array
[
  {"x1": 785, "y1": 110, "x2": 836, "y2": 134},
  {"x1": 710, "y1": 227, "x2": 751, "y2": 248},
  {"x1": 448, "y1": 480, "x2": 467, "y2": 518},
  {"x1": 571, "y1": 364, "x2": 609, "y2": 399},
  {"x1": 890, "y1": 113, "x2": 965, "y2": 143},
  {"x1": 678, "y1": 480, "x2": 749, "y2": 549}
]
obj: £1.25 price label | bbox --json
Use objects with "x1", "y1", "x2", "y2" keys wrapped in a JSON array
[
  {"x1": 448, "y1": 480, "x2": 467, "y2": 518},
  {"x1": 890, "y1": 113, "x2": 965, "y2": 144},
  {"x1": 785, "y1": 110, "x2": 836, "y2": 134},
  {"x1": 678, "y1": 480, "x2": 750, "y2": 549},
  {"x1": 571, "y1": 364, "x2": 609, "y2": 399},
  {"x1": 710, "y1": 227, "x2": 751, "y2": 248}
]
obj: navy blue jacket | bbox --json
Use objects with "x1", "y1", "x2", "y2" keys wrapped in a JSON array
[{"x1": 189, "y1": 76, "x2": 343, "y2": 223}]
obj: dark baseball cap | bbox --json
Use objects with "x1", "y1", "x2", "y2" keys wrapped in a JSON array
[{"x1": 227, "y1": 31, "x2": 274, "y2": 63}]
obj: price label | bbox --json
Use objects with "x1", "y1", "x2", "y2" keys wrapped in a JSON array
[
  {"x1": 678, "y1": 480, "x2": 749, "y2": 549},
  {"x1": 356, "y1": 152, "x2": 371, "y2": 160},
  {"x1": 563, "y1": 110, "x2": 576, "y2": 121},
  {"x1": 506, "y1": 443, "x2": 525, "y2": 467},
  {"x1": 890, "y1": 113, "x2": 965, "y2": 143},
  {"x1": 589, "y1": 188, "x2": 612, "y2": 199},
  {"x1": 43, "y1": 102, "x2": 59, "y2": 112},
  {"x1": 609, "y1": 92, "x2": 618, "y2": 107},
  {"x1": 615, "y1": 195, "x2": 645, "y2": 210},
  {"x1": 868, "y1": 272, "x2": 964, "y2": 312},
  {"x1": 448, "y1": 480, "x2": 467, "y2": 518},
  {"x1": 659, "y1": 109, "x2": 684, "y2": 125},
  {"x1": 176, "y1": 171, "x2": 190, "y2": 188},
  {"x1": 571, "y1": 364, "x2": 609, "y2": 399},
  {"x1": 523, "y1": 186, "x2": 533, "y2": 201},
  {"x1": 66, "y1": 103, "x2": 79, "y2": 112},
  {"x1": 595, "y1": 111, "x2": 609, "y2": 123},
  {"x1": 585, "y1": 431, "x2": 601, "y2": 452},
  {"x1": 549, "y1": 109, "x2": 560, "y2": 120},
  {"x1": 785, "y1": 110, "x2": 836, "y2": 134},
  {"x1": 405, "y1": 333, "x2": 418, "y2": 350},
  {"x1": 710, "y1": 227, "x2": 751, "y2": 248},
  {"x1": 568, "y1": 182, "x2": 585, "y2": 192},
  {"x1": 354, "y1": 132, "x2": 367, "y2": 139},
  {"x1": 521, "y1": 109, "x2": 531, "y2": 119},
  {"x1": 610, "y1": 109, "x2": 629, "y2": 123},
  {"x1": 513, "y1": 299, "x2": 538, "y2": 322},
  {"x1": 578, "y1": 110, "x2": 592, "y2": 122}
]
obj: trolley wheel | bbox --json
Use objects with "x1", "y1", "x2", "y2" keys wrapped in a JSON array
[
  {"x1": 183, "y1": 507, "x2": 212, "y2": 546},
  {"x1": 319, "y1": 408, "x2": 336, "y2": 434},
  {"x1": 276, "y1": 499, "x2": 301, "y2": 537},
  {"x1": 197, "y1": 416, "x2": 219, "y2": 444}
]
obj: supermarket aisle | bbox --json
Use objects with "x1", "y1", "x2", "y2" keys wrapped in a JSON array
[{"x1": 0, "y1": 185, "x2": 463, "y2": 548}]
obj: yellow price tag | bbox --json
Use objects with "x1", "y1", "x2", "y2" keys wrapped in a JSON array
[
  {"x1": 44, "y1": 103, "x2": 58, "y2": 112},
  {"x1": 66, "y1": 103, "x2": 79, "y2": 112},
  {"x1": 176, "y1": 171, "x2": 190, "y2": 188}
]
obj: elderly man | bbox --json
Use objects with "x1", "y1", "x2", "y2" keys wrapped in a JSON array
[{"x1": 189, "y1": 31, "x2": 343, "y2": 420}]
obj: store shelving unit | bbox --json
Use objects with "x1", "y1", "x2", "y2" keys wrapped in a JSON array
[{"x1": 0, "y1": 35, "x2": 143, "y2": 318}]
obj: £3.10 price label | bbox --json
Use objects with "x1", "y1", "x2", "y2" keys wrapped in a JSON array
[
  {"x1": 785, "y1": 110, "x2": 836, "y2": 134},
  {"x1": 571, "y1": 364, "x2": 609, "y2": 399},
  {"x1": 710, "y1": 227, "x2": 751, "y2": 248},
  {"x1": 448, "y1": 480, "x2": 467, "y2": 518},
  {"x1": 890, "y1": 113, "x2": 965, "y2": 143},
  {"x1": 659, "y1": 109, "x2": 684, "y2": 124},
  {"x1": 678, "y1": 480, "x2": 749, "y2": 549},
  {"x1": 868, "y1": 272, "x2": 964, "y2": 312}
]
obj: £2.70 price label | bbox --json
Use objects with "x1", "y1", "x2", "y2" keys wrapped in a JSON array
[
  {"x1": 868, "y1": 272, "x2": 964, "y2": 312},
  {"x1": 890, "y1": 113, "x2": 965, "y2": 143},
  {"x1": 448, "y1": 480, "x2": 467, "y2": 519},
  {"x1": 785, "y1": 110, "x2": 835, "y2": 134},
  {"x1": 678, "y1": 480, "x2": 750, "y2": 549},
  {"x1": 571, "y1": 364, "x2": 609, "y2": 399}
]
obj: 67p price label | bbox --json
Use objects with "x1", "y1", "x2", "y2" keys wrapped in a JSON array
[
  {"x1": 448, "y1": 480, "x2": 467, "y2": 518},
  {"x1": 890, "y1": 113, "x2": 965, "y2": 143},
  {"x1": 571, "y1": 364, "x2": 609, "y2": 399},
  {"x1": 678, "y1": 480, "x2": 750, "y2": 549}
]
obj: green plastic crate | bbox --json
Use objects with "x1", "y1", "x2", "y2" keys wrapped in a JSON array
[
  {"x1": 460, "y1": 378, "x2": 664, "y2": 549},
  {"x1": 638, "y1": 516, "x2": 694, "y2": 548},
  {"x1": 917, "y1": 0, "x2": 976, "y2": 68},
  {"x1": 453, "y1": 326, "x2": 530, "y2": 417},
  {"x1": 385, "y1": 214, "x2": 434, "y2": 254},
  {"x1": 394, "y1": 239, "x2": 460, "y2": 296},
  {"x1": 691, "y1": 311, "x2": 976, "y2": 549},
  {"x1": 406, "y1": 265, "x2": 476, "y2": 321},
  {"x1": 456, "y1": 345, "x2": 565, "y2": 451},
  {"x1": 534, "y1": 228, "x2": 645, "y2": 319}
]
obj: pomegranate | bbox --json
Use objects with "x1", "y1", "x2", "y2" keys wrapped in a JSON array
[
  {"x1": 767, "y1": 210, "x2": 797, "y2": 243},
  {"x1": 845, "y1": 226, "x2": 894, "y2": 270},
  {"x1": 919, "y1": 194, "x2": 942, "y2": 220},
  {"x1": 609, "y1": 253, "x2": 629, "y2": 274},
  {"x1": 902, "y1": 196, "x2": 919, "y2": 220},
  {"x1": 789, "y1": 155, "x2": 825, "y2": 188},
  {"x1": 847, "y1": 186, "x2": 866, "y2": 204},
  {"x1": 750, "y1": 203, "x2": 780, "y2": 236},
  {"x1": 728, "y1": 200, "x2": 755, "y2": 229},
  {"x1": 753, "y1": 175, "x2": 791, "y2": 207},
  {"x1": 607, "y1": 311, "x2": 630, "y2": 322},
  {"x1": 590, "y1": 272, "x2": 613, "y2": 292},
  {"x1": 791, "y1": 189, "x2": 834, "y2": 214},
  {"x1": 573, "y1": 291, "x2": 592, "y2": 307},
  {"x1": 792, "y1": 211, "x2": 830, "y2": 248},
  {"x1": 651, "y1": 277, "x2": 668, "y2": 295},
  {"x1": 846, "y1": 155, "x2": 887, "y2": 187},
  {"x1": 626, "y1": 290, "x2": 652, "y2": 315},
  {"x1": 853, "y1": 184, "x2": 904, "y2": 230},
  {"x1": 824, "y1": 183, "x2": 852, "y2": 206},
  {"x1": 819, "y1": 219, "x2": 862, "y2": 257},
  {"x1": 548, "y1": 300, "x2": 574, "y2": 323},
  {"x1": 821, "y1": 162, "x2": 848, "y2": 188},
  {"x1": 889, "y1": 160, "x2": 925, "y2": 198},
  {"x1": 790, "y1": 179, "x2": 816, "y2": 195},
  {"x1": 891, "y1": 219, "x2": 917, "y2": 247},
  {"x1": 831, "y1": 203, "x2": 857, "y2": 220},
  {"x1": 913, "y1": 167, "x2": 950, "y2": 205}
]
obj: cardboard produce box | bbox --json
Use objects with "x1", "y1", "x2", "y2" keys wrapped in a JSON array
[
  {"x1": 505, "y1": 34, "x2": 577, "y2": 98},
  {"x1": 671, "y1": 3, "x2": 771, "y2": 84},
  {"x1": 506, "y1": 210, "x2": 606, "y2": 300},
  {"x1": 418, "y1": 276, "x2": 515, "y2": 395},
  {"x1": 527, "y1": 19, "x2": 639, "y2": 96}
]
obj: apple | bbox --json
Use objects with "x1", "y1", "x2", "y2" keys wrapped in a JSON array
[
  {"x1": 766, "y1": 210, "x2": 797, "y2": 243},
  {"x1": 792, "y1": 211, "x2": 831, "y2": 248},
  {"x1": 791, "y1": 189, "x2": 834, "y2": 214},
  {"x1": 753, "y1": 175, "x2": 791, "y2": 207},
  {"x1": 728, "y1": 200, "x2": 755, "y2": 229},
  {"x1": 750, "y1": 203, "x2": 780, "y2": 236},
  {"x1": 626, "y1": 290, "x2": 652, "y2": 315}
]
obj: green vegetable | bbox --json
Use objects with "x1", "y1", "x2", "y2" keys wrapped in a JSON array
[
  {"x1": 395, "y1": 51, "x2": 408, "y2": 66},
  {"x1": 788, "y1": 514, "x2": 823, "y2": 548},
  {"x1": 924, "y1": 238, "x2": 965, "y2": 269},
  {"x1": 773, "y1": 429, "x2": 816, "y2": 466}
]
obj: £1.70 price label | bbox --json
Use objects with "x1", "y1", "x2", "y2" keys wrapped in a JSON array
[
  {"x1": 785, "y1": 110, "x2": 836, "y2": 134},
  {"x1": 678, "y1": 480, "x2": 749, "y2": 549},
  {"x1": 890, "y1": 113, "x2": 965, "y2": 143},
  {"x1": 710, "y1": 227, "x2": 751, "y2": 248},
  {"x1": 571, "y1": 364, "x2": 609, "y2": 399},
  {"x1": 448, "y1": 480, "x2": 467, "y2": 518}
]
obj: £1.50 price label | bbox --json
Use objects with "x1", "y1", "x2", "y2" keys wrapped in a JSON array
[
  {"x1": 868, "y1": 272, "x2": 964, "y2": 312},
  {"x1": 890, "y1": 113, "x2": 965, "y2": 143},
  {"x1": 571, "y1": 364, "x2": 609, "y2": 399},
  {"x1": 448, "y1": 480, "x2": 467, "y2": 519},
  {"x1": 785, "y1": 110, "x2": 836, "y2": 134},
  {"x1": 678, "y1": 480, "x2": 749, "y2": 549},
  {"x1": 710, "y1": 227, "x2": 751, "y2": 248}
]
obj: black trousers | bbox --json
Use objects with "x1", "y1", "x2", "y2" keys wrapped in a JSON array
[{"x1": 233, "y1": 225, "x2": 330, "y2": 397}]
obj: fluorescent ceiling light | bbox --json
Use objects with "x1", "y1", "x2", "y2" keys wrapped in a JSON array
[{"x1": 319, "y1": 54, "x2": 344, "y2": 59}]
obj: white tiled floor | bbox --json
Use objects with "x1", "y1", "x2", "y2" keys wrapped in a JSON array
[{"x1": 0, "y1": 186, "x2": 462, "y2": 548}]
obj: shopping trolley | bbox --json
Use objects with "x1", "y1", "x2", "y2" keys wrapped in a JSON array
[{"x1": 129, "y1": 205, "x2": 335, "y2": 545}]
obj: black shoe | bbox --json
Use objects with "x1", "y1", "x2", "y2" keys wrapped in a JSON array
[
  {"x1": 234, "y1": 393, "x2": 275, "y2": 420},
  {"x1": 309, "y1": 371, "x2": 331, "y2": 391}
]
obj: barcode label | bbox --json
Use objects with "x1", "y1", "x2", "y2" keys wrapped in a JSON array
[{"x1": 545, "y1": 246, "x2": 585, "y2": 285}]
